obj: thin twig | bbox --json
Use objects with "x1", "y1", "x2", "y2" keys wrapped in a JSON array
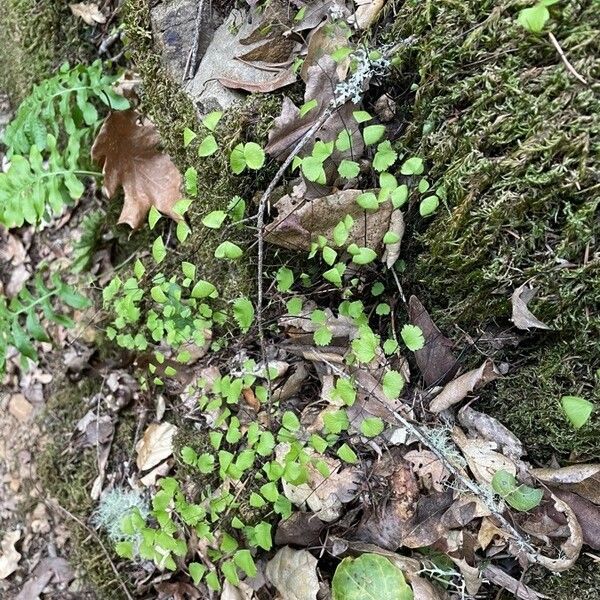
[
  {"x1": 45, "y1": 499, "x2": 135, "y2": 600},
  {"x1": 548, "y1": 32, "x2": 588, "y2": 86}
]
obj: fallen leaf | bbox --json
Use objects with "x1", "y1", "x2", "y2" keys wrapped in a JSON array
[
  {"x1": 532, "y1": 464, "x2": 600, "y2": 504},
  {"x1": 69, "y1": 2, "x2": 106, "y2": 25},
  {"x1": 429, "y1": 359, "x2": 500, "y2": 413},
  {"x1": 265, "y1": 546, "x2": 319, "y2": 600},
  {"x1": 449, "y1": 558, "x2": 481, "y2": 597},
  {"x1": 404, "y1": 450, "x2": 449, "y2": 492},
  {"x1": 382, "y1": 209, "x2": 405, "y2": 268},
  {"x1": 551, "y1": 489, "x2": 600, "y2": 550},
  {"x1": 275, "y1": 512, "x2": 325, "y2": 547},
  {"x1": 8, "y1": 393, "x2": 34, "y2": 422},
  {"x1": 408, "y1": 296, "x2": 458, "y2": 387},
  {"x1": 0, "y1": 529, "x2": 21, "y2": 579},
  {"x1": 75, "y1": 410, "x2": 114, "y2": 447},
  {"x1": 452, "y1": 427, "x2": 516, "y2": 486},
  {"x1": 15, "y1": 557, "x2": 74, "y2": 600},
  {"x1": 266, "y1": 189, "x2": 394, "y2": 255},
  {"x1": 221, "y1": 580, "x2": 255, "y2": 600},
  {"x1": 301, "y1": 20, "x2": 351, "y2": 83},
  {"x1": 458, "y1": 405, "x2": 524, "y2": 460},
  {"x1": 219, "y1": 68, "x2": 297, "y2": 93},
  {"x1": 135, "y1": 422, "x2": 178, "y2": 471},
  {"x1": 155, "y1": 581, "x2": 202, "y2": 599},
  {"x1": 477, "y1": 517, "x2": 512, "y2": 550},
  {"x1": 91, "y1": 110, "x2": 183, "y2": 229},
  {"x1": 511, "y1": 283, "x2": 551, "y2": 331},
  {"x1": 351, "y1": 0, "x2": 387, "y2": 29}
]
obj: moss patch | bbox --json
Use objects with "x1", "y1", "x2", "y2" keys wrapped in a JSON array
[
  {"x1": 0, "y1": 0, "x2": 96, "y2": 104},
  {"x1": 37, "y1": 377, "x2": 132, "y2": 599},
  {"x1": 382, "y1": 0, "x2": 599, "y2": 461}
]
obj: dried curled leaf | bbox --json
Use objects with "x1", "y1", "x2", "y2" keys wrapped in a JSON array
[
  {"x1": 0, "y1": 530, "x2": 21, "y2": 580},
  {"x1": 429, "y1": 359, "x2": 500, "y2": 413},
  {"x1": 91, "y1": 110, "x2": 183, "y2": 229},
  {"x1": 135, "y1": 422, "x2": 178, "y2": 471},
  {"x1": 511, "y1": 283, "x2": 551, "y2": 331}
]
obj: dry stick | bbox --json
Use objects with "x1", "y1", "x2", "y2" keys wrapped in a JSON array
[
  {"x1": 45, "y1": 499, "x2": 135, "y2": 600},
  {"x1": 548, "y1": 32, "x2": 588, "y2": 86},
  {"x1": 314, "y1": 354, "x2": 543, "y2": 564}
]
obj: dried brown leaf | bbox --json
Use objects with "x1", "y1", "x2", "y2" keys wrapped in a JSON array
[
  {"x1": 135, "y1": 422, "x2": 178, "y2": 471},
  {"x1": 219, "y1": 68, "x2": 297, "y2": 93},
  {"x1": 458, "y1": 405, "x2": 524, "y2": 460},
  {"x1": 429, "y1": 359, "x2": 500, "y2": 413},
  {"x1": 482, "y1": 565, "x2": 548, "y2": 600},
  {"x1": 352, "y1": 0, "x2": 387, "y2": 29},
  {"x1": 408, "y1": 296, "x2": 458, "y2": 387},
  {"x1": 69, "y1": 2, "x2": 106, "y2": 25},
  {"x1": 265, "y1": 546, "x2": 319, "y2": 600},
  {"x1": 531, "y1": 464, "x2": 600, "y2": 504},
  {"x1": 275, "y1": 512, "x2": 325, "y2": 547},
  {"x1": 382, "y1": 209, "x2": 405, "y2": 268},
  {"x1": 551, "y1": 489, "x2": 600, "y2": 550},
  {"x1": 91, "y1": 110, "x2": 183, "y2": 229},
  {"x1": 404, "y1": 449, "x2": 450, "y2": 492},
  {"x1": 511, "y1": 283, "x2": 551, "y2": 331}
]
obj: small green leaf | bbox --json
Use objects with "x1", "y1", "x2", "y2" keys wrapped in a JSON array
[
  {"x1": 202, "y1": 210, "x2": 227, "y2": 229},
  {"x1": 202, "y1": 110, "x2": 223, "y2": 131},
  {"x1": 361, "y1": 417, "x2": 385, "y2": 438},
  {"x1": 337, "y1": 443, "x2": 358, "y2": 464},
  {"x1": 184, "y1": 167, "x2": 198, "y2": 197},
  {"x1": 353, "y1": 110, "x2": 372, "y2": 123},
  {"x1": 363, "y1": 124, "x2": 386, "y2": 146},
  {"x1": 300, "y1": 99, "x2": 318, "y2": 117},
  {"x1": 400, "y1": 156, "x2": 424, "y2": 175},
  {"x1": 181, "y1": 261, "x2": 196, "y2": 279},
  {"x1": 383, "y1": 338, "x2": 399, "y2": 355},
  {"x1": 183, "y1": 127, "x2": 197, "y2": 147},
  {"x1": 215, "y1": 241, "x2": 243, "y2": 260},
  {"x1": 419, "y1": 195, "x2": 439, "y2": 216},
  {"x1": 336, "y1": 129, "x2": 352, "y2": 152},
  {"x1": 323, "y1": 409, "x2": 349, "y2": 434},
  {"x1": 230, "y1": 144, "x2": 246, "y2": 174},
  {"x1": 243, "y1": 142, "x2": 265, "y2": 170},
  {"x1": 391, "y1": 184, "x2": 408, "y2": 208},
  {"x1": 191, "y1": 279, "x2": 217, "y2": 298},
  {"x1": 282, "y1": 410, "x2": 300, "y2": 431},
  {"x1": 302, "y1": 156, "x2": 326, "y2": 182},
  {"x1": 383, "y1": 231, "x2": 400, "y2": 244},
  {"x1": 356, "y1": 192, "x2": 379, "y2": 211},
  {"x1": 561, "y1": 395, "x2": 594, "y2": 429},
  {"x1": 418, "y1": 178, "x2": 430, "y2": 193},
  {"x1": 332, "y1": 46, "x2": 353, "y2": 62},
  {"x1": 383, "y1": 370, "x2": 405, "y2": 399},
  {"x1": 373, "y1": 140, "x2": 397, "y2": 172},
  {"x1": 234, "y1": 549, "x2": 257, "y2": 578},
  {"x1": 323, "y1": 266, "x2": 343, "y2": 287},
  {"x1": 176, "y1": 221, "x2": 191, "y2": 243},
  {"x1": 314, "y1": 326, "x2": 333, "y2": 346},
  {"x1": 233, "y1": 297, "x2": 254, "y2": 332},
  {"x1": 196, "y1": 453, "x2": 215, "y2": 474},
  {"x1": 276, "y1": 266, "x2": 294, "y2": 292},
  {"x1": 198, "y1": 134, "x2": 218, "y2": 157},
  {"x1": 517, "y1": 3, "x2": 550, "y2": 33},
  {"x1": 152, "y1": 236, "x2": 167, "y2": 263},
  {"x1": 492, "y1": 470, "x2": 543, "y2": 512},
  {"x1": 189, "y1": 562, "x2": 206, "y2": 585},
  {"x1": 250, "y1": 492, "x2": 266, "y2": 508},
  {"x1": 148, "y1": 206, "x2": 161, "y2": 229},
  {"x1": 221, "y1": 559, "x2": 239, "y2": 586},
  {"x1": 254, "y1": 522, "x2": 272, "y2": 550},
  {"x1": 376, "y1": 302, "x2": 390, "y2": 316},
  {"x1": 286, "y1": 297, "x2": 303, "y2": 316},
  {"x1": 134, "y1": 259, "x2": 145, "y2": 280},
  {"x1": 401, "y1": 324, "x2": 425, "y2": 351},
  {"x1": 115, "y1": 541, "x2": 134, "y2": 559},
  {"x1": 322, "y1": 246, "x2": 337, "y2": 266},
  {"x1": 351, "y1": 247, "x2": 377, "y2": 265},
  {"x1": 338, "y1": 159, "x2": 360, "y2": 179}
]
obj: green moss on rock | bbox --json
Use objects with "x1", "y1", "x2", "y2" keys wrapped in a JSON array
[{"x1": 0, "y1": 0, "x2": 96, "y2": 104}]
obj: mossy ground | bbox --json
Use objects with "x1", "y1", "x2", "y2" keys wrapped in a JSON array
[
  {"x1": 0, "y1": 0, "x2": 96, "y2": 104},
  {"x1": 381, "y1": 0, "x2": 599, "y2": 461}
]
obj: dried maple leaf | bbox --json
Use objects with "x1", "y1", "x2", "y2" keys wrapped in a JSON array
[
  {"x1": 69, "y1": 2, "x2": 106, "y2": 25},
  {"x1": 91, "y1": 110, "x2": 183, "y2": 229}
]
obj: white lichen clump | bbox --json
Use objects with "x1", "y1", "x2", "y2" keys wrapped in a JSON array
[{"x1": 93, "y1": 488, "x2": 149, "y2": 541}]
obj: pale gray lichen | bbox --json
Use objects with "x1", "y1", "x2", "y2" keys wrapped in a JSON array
[{"x1": 93, "y1": 488, "x2": 149, "y2": 542}]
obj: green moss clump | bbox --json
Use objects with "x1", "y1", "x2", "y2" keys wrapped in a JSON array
[
  {"x1": 382, "y1": 0, "x2": 599, "y2": 462},
  {"x1": 386, "y1": 0, "x2": 599, "y2": 335},
  {"x1": 527, "y1": 555, "x2": 600, "y2": 599},
  {"x1": 0, "y1": 0, "x2": 96, "y2": 104},
  {"x1": 480, "y1": 335, "x2": 600, "y2": 462}
]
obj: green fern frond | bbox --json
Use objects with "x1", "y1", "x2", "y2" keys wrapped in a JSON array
[{"x1": 73, "y1": 210, "x2": 106, "y2": 273}]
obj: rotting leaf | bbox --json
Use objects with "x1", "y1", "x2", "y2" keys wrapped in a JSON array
[
  {"x1": 429, "y1": 359, "x2": 500, "y2": 413},
  {"x1": 91, "y1": 110, "x2": 183, "y2": 229},
  {"x1": 69, "y1": 2, "x2": 106, "y2": 25},
  {"x1": 511, "y1": 283, "x2": 551, "y2": 331},
  {"x1": 408, "y1": 295, "x2": 458, "y2": 387},
  {"x1": 531, "y1": 463, "x2": 600, "y2": 504},
  {"x1": 265, "y1": 546, "x2": 319, "y2": 600}
]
